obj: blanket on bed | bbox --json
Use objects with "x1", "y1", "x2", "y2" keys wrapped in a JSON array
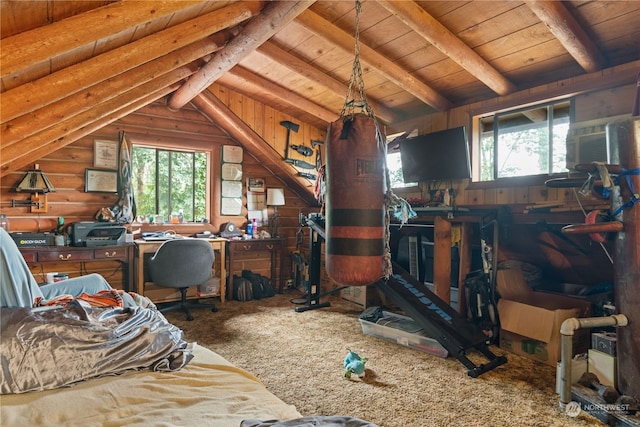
[{"x1": 0, "y1": 301, "x2": 193, "y2": 394}]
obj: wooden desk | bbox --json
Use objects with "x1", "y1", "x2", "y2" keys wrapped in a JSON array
[
  {"x1": 226, "y1": 238, "x2": 286, "y2": 298},
  {"x1": 19, "y1": 244, "x2": 135, "y2": 291},
  {"x1": 134, "y1": 238, "x2": 226, "y2": 304}
]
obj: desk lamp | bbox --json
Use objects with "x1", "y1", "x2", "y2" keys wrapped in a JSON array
[
  {"x1": 267, "y1": 188, "x2": 285, "y2": 237},
  {"x1": 11, "y1": 164, "x2": 56, "y2": 213}
]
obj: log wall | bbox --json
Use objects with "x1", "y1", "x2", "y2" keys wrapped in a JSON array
[
  {"x1": 0, "y1": 81, "x2": 633, "y2": 290},
  {"x1": 0, "y1": 83, "x2": 325, "y2": 287}
]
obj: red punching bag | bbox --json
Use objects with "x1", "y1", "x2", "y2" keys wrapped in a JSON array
[{"x1": 325, "y1": 113, "x2": 386, "y2": 286}]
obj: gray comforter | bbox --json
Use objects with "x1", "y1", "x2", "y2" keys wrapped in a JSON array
[{"x1": 0, "y1": 301, "x2": 193, "y2": 394}]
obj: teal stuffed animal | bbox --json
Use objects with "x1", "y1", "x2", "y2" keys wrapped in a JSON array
[{"x1": 344, "y1": 349, "x2": 368, "y2": 379}]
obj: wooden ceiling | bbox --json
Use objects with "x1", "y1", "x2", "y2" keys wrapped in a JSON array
[{"x1": 2, "y1": 0, "x2": 640, "y2": 178}]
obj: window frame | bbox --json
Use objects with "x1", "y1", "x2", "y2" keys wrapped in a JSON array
[
  {"x1": 472, "y1": 98, "x2": 574, "y2": 183},
  {"x1": 130, "y1": 139, "x2": 212, "y2": 223}
]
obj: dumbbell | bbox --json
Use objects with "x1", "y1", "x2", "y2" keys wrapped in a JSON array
[{"x1": 577, "y1": 372, "x2": 619, "y2": 403}]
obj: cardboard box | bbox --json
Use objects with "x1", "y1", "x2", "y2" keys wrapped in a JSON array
[
  {"x1": 556, "y1": 356, "x2": 588, "y2": 394},
  {"x1": 497, "y1": 269, "x2": 591, "y2": 366},
  {"x1": 588, "y1": 349, "x2": 616, "y2": 386},
  {"x1": 340, "y1": 284, "x2": 382, "y2": 308}
]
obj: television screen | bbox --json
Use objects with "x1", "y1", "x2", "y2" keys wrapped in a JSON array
[{"x1": 399, "y1": 126, "x2": 471, "y2": 182}]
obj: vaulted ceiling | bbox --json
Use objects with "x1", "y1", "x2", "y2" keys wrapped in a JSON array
[{"x1": 2, "y1": 0, "x2": 640, "y2": 182}]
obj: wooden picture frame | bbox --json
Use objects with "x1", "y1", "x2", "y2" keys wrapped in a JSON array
[
  {"x1": 85, "y1": 168, "x2": 118, "y2": 193},
  {"x1": 93, "y1": 140, "x2": 118, "y2": 169},
  {"x1": 248, "y1": 177, "x2": 266, "y2": 192},
  {"x1": 222, "y1": 145, "x2": 243, "y2": 163}
]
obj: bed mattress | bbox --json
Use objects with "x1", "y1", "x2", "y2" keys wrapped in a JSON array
[{"x1": 1, "y1": 344, "x2": 301, "y2": 427}]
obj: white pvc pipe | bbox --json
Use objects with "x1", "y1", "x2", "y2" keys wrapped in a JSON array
[{"x1": 558, "y1": 314, "x2": 628, "y2": 407}]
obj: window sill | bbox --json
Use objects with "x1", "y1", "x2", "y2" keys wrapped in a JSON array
[{"x1": 466, "y1": 173, "x2": 572, "y2": 189}]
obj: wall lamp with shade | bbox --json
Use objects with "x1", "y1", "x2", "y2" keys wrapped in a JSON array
[
  {"x1": 266, "y1": 188, "x2": 285, "y2": 237},
  {"x1": 11, "y1": 164, "x2": 56, "y2": 213}
]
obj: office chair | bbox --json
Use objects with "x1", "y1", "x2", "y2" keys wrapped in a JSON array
[{"x1": 147, "y1": 239, "x2": 217, "y2": 321}]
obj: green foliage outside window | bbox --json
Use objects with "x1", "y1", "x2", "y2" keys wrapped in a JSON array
[
  {"x1": 132, "y1": 146, "x2": 207, "y2": 222},
  {"x1": 478, "y1": 100, "x2": 571, "y2": 181}
]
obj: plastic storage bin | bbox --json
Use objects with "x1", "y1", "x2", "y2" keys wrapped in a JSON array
[{"x1": 359, "y1": 311, "x2": 448, "y2": 358}]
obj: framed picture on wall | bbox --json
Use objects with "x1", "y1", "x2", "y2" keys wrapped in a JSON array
[
  {"x1": 221, "y1": 197, "x2": 242, "y2": 215},
  {"x1": 248, "y1": 177, "x2": 266, "y2": 192},
  {"x1": 93, "y1": 140, "x2": 118, "y2": 169},
  {"x1": 222, "y1": 145, "x2": 243, "y2": 163},
  {"x1": 221, "y1": 163, "x2": 243, "y2": 181},
  {"x1": 85, "y1": 168, "x2": 118, "y2": 193}
]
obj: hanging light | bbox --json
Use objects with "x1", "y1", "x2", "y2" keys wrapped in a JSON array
[{"x1": 11, "y1": 164, "x2": 56, "y2": 212}]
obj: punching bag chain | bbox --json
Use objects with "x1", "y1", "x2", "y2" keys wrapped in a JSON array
[{"x1": 341, "y1": 0, "x2": 373, "y2": 119}]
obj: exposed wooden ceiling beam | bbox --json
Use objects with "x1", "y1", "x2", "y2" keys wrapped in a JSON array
[
  {"x1": 524, "y1": 0, "x2": 606, "y2": 73},
  {"x1": 192, "y1": 90, "x2": 318, "y2": 206},
  {"x1": 169, "y1": 0, "x2": 316, "y2": 110},
  {"x1": 2, "y1": 36, "x2": 228, "y2": 148},
  {"x1": 1, "y1": 84, "x2": 179, "y2": 177},
  {"x1": 219, "y1": 65, "x2": 338, "y2": 123},
  {"x1": 295, "y1": 9, "x2": 452, "y2": 112},
  {"x1": 0, "y1": 1, "x2": 204, "y2": 79},
  {"x1": 257, "y1": 41, "x2": 401, "y2": 124},
  {"x1": 1, "y1": 1, "x2": 263, "y2": 123},
  {"x1": 1, "y1": 69, "x2": 189, "y2": 176},
  {"x1": 378, "y1": 0, "x2": 516, "y2": 96},
  {"x1": 467, "y1": 60, "x2": 640, "y2": 116}
]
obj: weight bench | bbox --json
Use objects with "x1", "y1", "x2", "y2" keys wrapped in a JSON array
[{"x1": 375, "y1": 263, "x2": 507, "y2": 378}]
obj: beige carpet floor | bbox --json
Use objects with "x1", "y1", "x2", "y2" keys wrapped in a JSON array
[{"x1": 164, "y1": 291, "x2": 605, "y2": 427}]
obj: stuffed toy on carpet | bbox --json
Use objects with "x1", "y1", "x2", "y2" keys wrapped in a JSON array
[{"x1": 343, "y1": 349, "x2": 368, "y2": 379}]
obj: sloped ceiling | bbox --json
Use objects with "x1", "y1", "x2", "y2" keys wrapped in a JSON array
[{"x1": 2, "y1": 0, "x2": 640, "y2": 198}]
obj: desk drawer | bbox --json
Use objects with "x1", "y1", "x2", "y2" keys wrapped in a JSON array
[
  {"x1": 20, "y1": 252, "x2": 36, "y2": 262},
  {"x1": 37, "y1": 250, "x2": 93, "y2": 262},
  {"x1": 231, "y1": 241, "x2": 279, "y2": 252},
  {"x1": 94, "y1": 247, "x2": 127, "y2": 260}
]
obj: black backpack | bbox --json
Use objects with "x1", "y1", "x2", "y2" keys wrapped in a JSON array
[
  {"x1": 241, "y1": 270, "x2": 276, "y2": 299},
  {"x1": 233, "y1": 275, "x2": 253, "y2": 301}
]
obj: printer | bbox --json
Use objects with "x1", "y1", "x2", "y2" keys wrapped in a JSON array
[{"x1": 71, "y1": 221, "x2": 127, "y2": 246}]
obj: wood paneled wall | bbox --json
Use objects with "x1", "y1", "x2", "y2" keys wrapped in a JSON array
[
  {"x1": 0, "y1": 79, "x2": 632, "y2": 289},
  {"x1": 0, "y1": 84, "x2": 325, "y2": 286},
  {"x1": 392, "y1": 83, "x2": 635, "y2": 218}
]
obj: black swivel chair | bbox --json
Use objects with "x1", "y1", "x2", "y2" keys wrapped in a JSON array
[{"x1": 147, "y1": 239, "x2": 218, "y2": 321}]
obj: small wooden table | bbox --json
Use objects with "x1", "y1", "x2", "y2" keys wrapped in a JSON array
[{"x1": 135, "y1": 238, "x2": 227, "y2": 303}]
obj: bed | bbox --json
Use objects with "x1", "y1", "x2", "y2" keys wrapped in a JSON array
[
  {"x1": 0, "y1": 226, "x2": 377, "y2": 427},
  {"x1": 0, "y1": 302, "x2": 301, "y2": 427},
  {"x1": 1, "y1": 344, "x2": 301, "y2": 426}
]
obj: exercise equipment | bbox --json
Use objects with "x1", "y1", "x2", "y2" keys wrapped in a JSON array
[
  {"x1": 293, "y1": 213, "x2": 351, "y2": 311},
  {"x1": 374, "y1": 263, "x2": 507, "y2": 378},
  {"x1": 324, "y1": 1, "x2": 389, "y2": 287},
  {"x1": 294, "y1": 213, "x2": 334, "y2": 312},
  {"x1": 325, "y1": 114, "x2": 386, "y2": 286},
  {"x1": 577, "y1": 372, "x2": 619, "y2": 403}
]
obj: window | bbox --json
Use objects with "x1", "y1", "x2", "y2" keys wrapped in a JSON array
[
  {"x1": 476, "y1": 100, "x2": 572, "y2": 181},
  {"x1": 131, "y1": 146, "x2": 208, "y2": 222},
  {"x1": 387, "y1": 132, "x2": 418, "y2": 189}
]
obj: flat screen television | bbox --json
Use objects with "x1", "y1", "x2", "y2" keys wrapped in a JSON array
[{"x1": 399, "y1": 126, "x2": 471, "y2": 182}]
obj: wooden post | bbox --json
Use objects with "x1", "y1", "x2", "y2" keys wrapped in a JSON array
[
  {"x1": 457, "y1": 222, "x2": 473, "y2": 315},
  {"x1": 433, "y1": 216, "x2": 452, "y2": 304},
  {"x1": 612, "y1": 118, "x2": 640, "y2": 400}
]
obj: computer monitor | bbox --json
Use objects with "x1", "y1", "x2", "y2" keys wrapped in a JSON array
[{"x1": 399, "y1": 126, "x2": 471, "y2": 182}]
